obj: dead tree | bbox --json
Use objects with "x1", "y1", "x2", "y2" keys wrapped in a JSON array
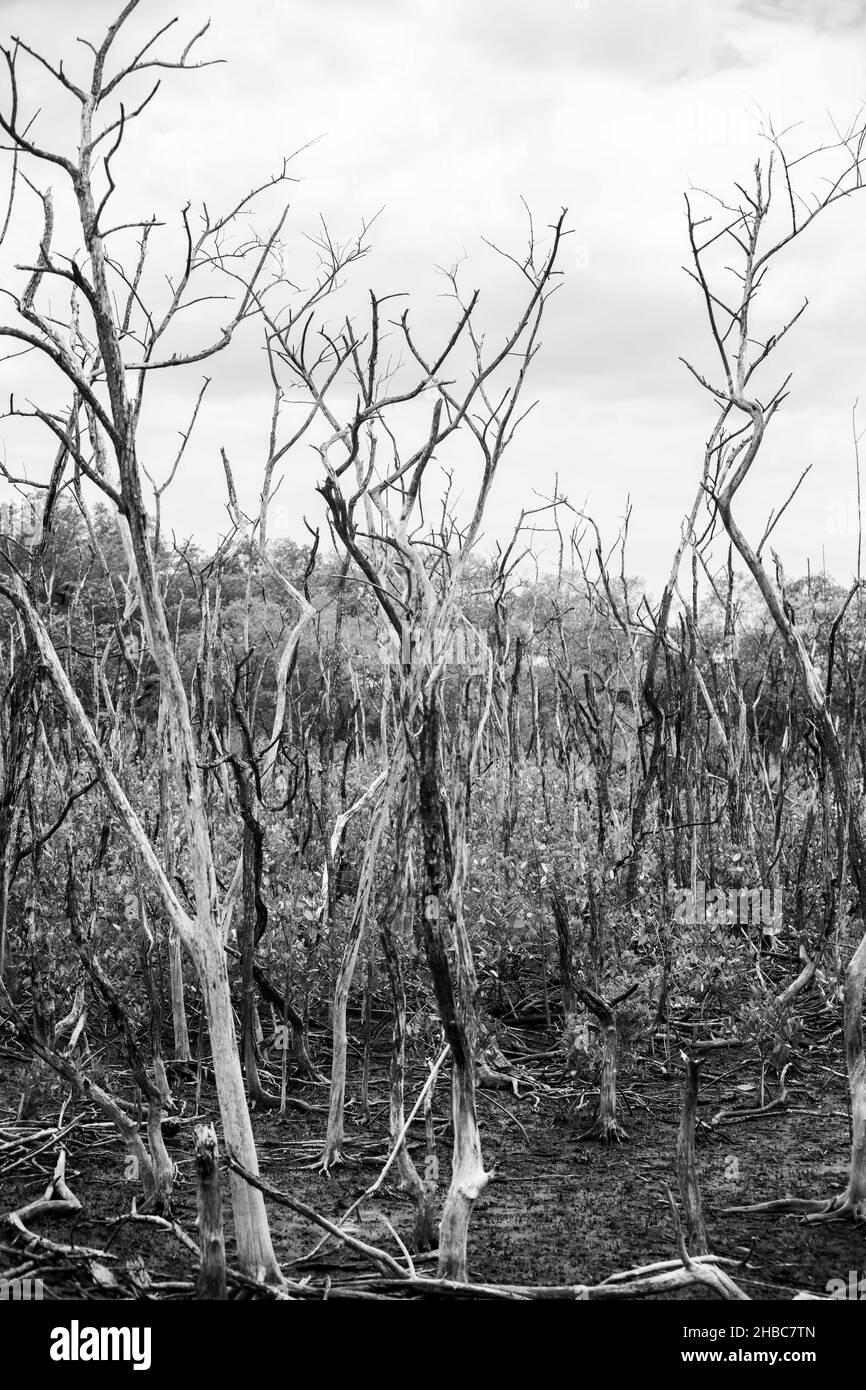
[
  {"x1": 574, "y1": 975, "x2": 633, "y2": 1144},
  {"x1": 684, "y1": 113, "x2": 866, "y2": 1219},
  {"x1": 194, "y1": 1123, "x2": 227, "y2": 1300},
  {"x1": 677, "y1": 1053, "x2": 708, "y2": 1255},
  {"x1": 0, "y1": 4, "x2": 293, "y2": 1278},
  {"x1": 255, "y1": 203, "x2": 567, "y2": 1272},
  {"x1": 378, "y1": 740, "x2": 437, "y2": 1249}
]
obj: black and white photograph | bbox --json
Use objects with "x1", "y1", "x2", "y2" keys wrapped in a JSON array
[{"x1": 0, "y1": 0, "x2": 864, "y2": 1364}]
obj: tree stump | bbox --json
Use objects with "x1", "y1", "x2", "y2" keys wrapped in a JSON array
[{"x1": 194, "y1": 1123, "x2": 227, "y2": 1300}]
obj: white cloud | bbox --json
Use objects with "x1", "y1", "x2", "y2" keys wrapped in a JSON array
[{"x1": 0, "y1": 0, "x2": 864, "y2": 585}]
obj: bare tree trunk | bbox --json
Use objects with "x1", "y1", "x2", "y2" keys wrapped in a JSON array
[
  {"x1": 18, "y1": 798, "x2": 55, "y2": 1120},
  {"x1": 577, "y1": 981, "x2": 628, "y2": 1144},
  {"x1": 136, "y1": 884, "x2": 172, "y2": 1108},
  {"x1": 252, "y1": 963, "x2": 321, "y2": 1082},
  {"x1": 230, "y1": 759, "x2": 277, "y2": 1108},
  {"x1": 678, "y1": 127, "x2": 866, "y2": 1220},
  {"x1": 0, "y1": 572, "x2": 280, "y2": 1278},
  {"x1": 158, "y1": 695, "x2": 190, "y2": 1061},
  {"x1": 67, "y1": 852, "x2": 174, "y2": 1212},
  {"x1": 195, "y1": 1123, "x2": 227, "y2": 1300},
  {"x1": 379, "y1": 759, "x2": 436, "y2": 1249},
  {"x1": 321, "y1": 756, "x2": 401, "y2": 1167},
  {"x1": 197, "y1": 931, "x2": 280, "y2": 1278},
  {"x1": 551, "y1": 879, "x2": 577, "y2": 1019},
  {"x1": 838, "y1": 931, "x2": 866, "y2": 1216},
  {"x1": 419, "y1": 682, "x2": 488, "y2": 1281},
  {"x1": 168, "y1": 932, "x2": 190, "y2": 1063},
  {"x1": 1, "y1": 974, "x2": 158, "y2": 1206},
  {"x1": 677, "y1": 1054, "x2": 708, "y2": 1254},
  {"x1": 0, "y1": 649, "x2": 37, "y2": 982},
  {"x1": 360, "y1": 949, "x2": 374, "y2": 1124}
]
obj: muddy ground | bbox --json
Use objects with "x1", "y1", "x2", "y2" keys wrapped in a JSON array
[{"x1": 1, "y1": 1017, "x2": 864, "y2": 1300}]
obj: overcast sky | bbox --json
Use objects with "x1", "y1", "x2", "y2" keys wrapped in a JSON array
[{"x1": 1, "y1": 0, "x2": 865, "y2": 591}]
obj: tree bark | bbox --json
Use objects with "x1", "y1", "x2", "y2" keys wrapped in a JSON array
[
  {"x1": 195, "y1": 1123, "x2": 227, "y2": 1300},
  {"x1": 419, "y1": 682, "x2": 488, "y2": 1281},
  {"x1": 677, "y1": 1054, "x2": 708, "y2": 1254}
]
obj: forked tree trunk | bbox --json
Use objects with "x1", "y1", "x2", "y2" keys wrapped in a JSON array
[{"x1": 577, "y1": 981, "x2": 628, "y2": 1144}]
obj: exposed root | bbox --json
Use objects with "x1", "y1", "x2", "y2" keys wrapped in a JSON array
[
  {"x1": 722, "y1": 1189, "x2": 865, "y2": 1222},
  {"x1": 580, "y1": 1115, "x2": 629, "y2": 1144},
  {"x1": 315, "y1": 1147, "x2": 346, "y2": 1175},
  {"x1": 803, "y1": 1191, "x2": 866, "y2": 1223},
  {"x1": 4, "y1": 1146, "x2": 110, "y2": 1259},
  {"x1": 722, "y1": 1196, "x2": 829, "y2": 1215},
  {"x1": 477, "y1": 1059, "x2": 520, "y2": 1096}
]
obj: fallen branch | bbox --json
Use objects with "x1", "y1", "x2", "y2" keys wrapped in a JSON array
[
  {"x1": 4, "y1": 1147, "x2": 109, "y2": 1259},
  {"x1": 224, "y1": 1151, "x2": 409, "y2": 1279}
]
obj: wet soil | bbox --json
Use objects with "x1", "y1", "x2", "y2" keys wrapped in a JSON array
[{"x1": 1, "y1": 1027, "x2": 864, "y2": 1300}]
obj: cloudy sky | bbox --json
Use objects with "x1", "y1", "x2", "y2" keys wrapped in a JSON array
[{"x1": 1, "y1": 0, "x2": 865, "y2": 591}]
